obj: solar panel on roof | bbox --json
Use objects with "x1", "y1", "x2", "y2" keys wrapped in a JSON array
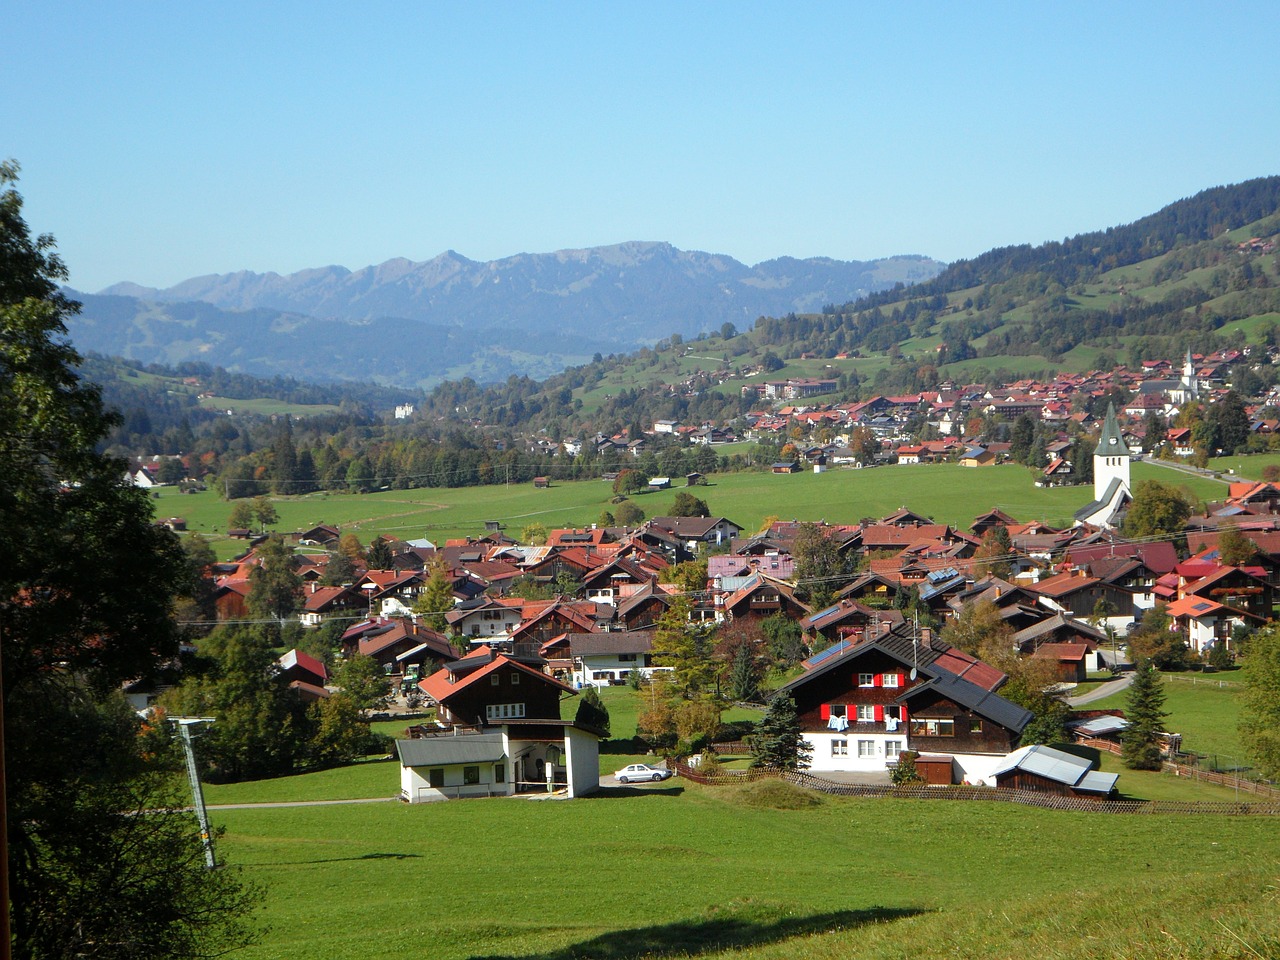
[
  {"x1": 1193, "y1": 601, "x2": 1212, "y2": 612},
  {"x1": 814, "y1": 604, "x2": 842, "y2": 620},
  {"x1": 806, "y1": 639, "x2": 850, "y2": 667}
]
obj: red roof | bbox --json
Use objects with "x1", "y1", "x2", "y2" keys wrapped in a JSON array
[{"x1": 417, "y1": 651, "x2": 575, "y2": 705}]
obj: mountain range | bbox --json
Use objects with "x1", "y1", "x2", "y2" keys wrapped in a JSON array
[{"x1": 67, "y1": 243, "x2": 942, "y2": 387}]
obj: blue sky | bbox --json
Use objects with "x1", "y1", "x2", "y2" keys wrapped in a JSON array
[{"x1": 6, "y1": 3, "x2": 1278, "y2": 292}]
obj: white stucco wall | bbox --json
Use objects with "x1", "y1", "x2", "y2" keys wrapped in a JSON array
[
  {"x1": 564, "y1": 727, "x2": 600, "y2": 798},
  {"x1": 803, "y1": 731, "x2": 908, "y2": 773},
  {"x1": 400, "y1": 759, "x2": 513, "y2": 803},
  {"x1": 948, "y1": 753, "x2": 1005, "y2": 786}
]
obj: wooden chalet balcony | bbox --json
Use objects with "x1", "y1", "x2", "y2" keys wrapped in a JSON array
[{"x1": 749, "y1": 595, "x2": 781, "y2": 609}]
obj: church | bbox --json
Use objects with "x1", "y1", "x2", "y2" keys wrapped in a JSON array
[{"x1": 1073, "y1": 403, "x2": 1132, "y2": 529}]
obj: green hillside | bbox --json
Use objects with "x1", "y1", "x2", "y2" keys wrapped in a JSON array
[{"x1": 453, "y1": 177, "x2": 1280, "y2": 432}]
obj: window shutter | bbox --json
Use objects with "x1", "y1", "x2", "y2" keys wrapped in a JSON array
[
  {"x1": 873, "y1": 673, "x2": 882, "y2": 687},
  {"x1": 820, "y1": 704, "x2": 831, "y2": 720},
  {"x1": 897, "y1": 672, "x2": 905, "y2": 687},
  {"x1": 873, "y1": 705, "x2": 884, "y2": 722},
  {"x1": 900, "y1": 705, "x2": 908, "y2": 727}
]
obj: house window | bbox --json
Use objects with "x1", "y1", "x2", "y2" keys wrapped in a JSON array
[
  {"x1": 829, "y1": 704, "x2": 847, "y2": 718},
  {"x1": 910, "y1": 718, "x2": 955, "y2": 737},
  {"x1": 486, "y1": 703, "x2": 526, "y2": 720},
  {"x1": 882, "y1": 672, "x2": 900, "y2": 688},
  {"x1": 884, "y1": 740, "x2": 903, "y2": 758},
  {"x1": 511, "y1": 672, "x2": 520, "y2": 686},
  {"x1": 856, "y1": 705, "x2": 875, "y2": 722},
  {"x1": 618, "y1": 653, "x2": 637, "y2": 662},
  {"x1": 857, "y1": 740, "x2": 876, "y2": 758},
  {"x1": 970, "y1": 719, "x2": 983, "y2": 734},
  {"x1": 831, "y1": 739, "x2": 848, "y2": 756},
  {"x1": 491, "y1": 674, "x2": 500, "y2": 686},
  {"x1": 463, "y1": 766, "x2": 480, "y2": 786},
  {"x1": 428, "y1": 768, "x2": 444, "y2": 788},
  {"x1": 494, "y1": 764, "x2": 505, "y2": 783},
  {"x1": 858, "y1": 672, "x2": 875, "y2": 687}
]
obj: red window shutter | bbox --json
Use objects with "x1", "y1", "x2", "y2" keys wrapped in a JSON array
[
  {"x1": 873, "y1": 705, "x2": 884, "y2": 722},
  {"x1": 873, "y1": 673, "x2": 882, "y2": 687},
  {"x1": 820, "y1": 704, "x2": 831, "y2": 720},
  {"x1": 901, "y1": 705, "x2": 908, "y2": 727},
  {"x1": 897, "y1": 672, "x2": 905, "y2": 687}
]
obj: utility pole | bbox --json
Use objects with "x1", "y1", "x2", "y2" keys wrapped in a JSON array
[{"x1": 171, "y1": 717, "x2": 218, "y2": 870}]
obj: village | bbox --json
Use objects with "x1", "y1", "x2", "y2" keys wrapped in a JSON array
[{"x1": 167, "y1": 380, "x2": 1280, "y2": 806}]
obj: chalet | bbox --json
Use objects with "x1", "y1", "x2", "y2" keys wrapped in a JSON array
[
  {"x1": 341, "y1": 617, "x2": 457, "y2": 678},
  {"x1": 779, "y1": 626, "x2": 1031, "y2": 783},
  {"x1": 276, "y1": 648, "x2": 329, "y2": 702},
  {"x1": 720, "y1": 574, "x2": 811, "y2": 626},
  {"x1": 299, "y1": 584, "x2": 364, "y2": 627},
  {"x1": 771, "y1": 460, "x2": 802, "y2": 474},
  {"x1": 802, "y1": 599, "x2": 904, "y2": 645},
  {"x1": 1030, "y1": 642, "x2": 1091, "y2": 683},
  {"x1": 298, "y1": 523, "x2": 341, "y2": 547},
  {"x1": 959, "y1": 446, "x2": 997, "y2": 467},
  {"x1": 1163, "y1": 595, "x2": 1266, "y2": 654},
  {"x1": 400, "y1": 647, "x2": 604, "y2": 801},
  {"x1": 580, "y1": 557, "x2": 659, "y2": 606},
  {"x1": 647, "y1": 516, "x2": 743, "y2": 549},
  {"x1": 615, "y1": 580, "x2": 677, "y2": 630},
  {"x1": 541, "y1": 630, "x2": 662, "y2": 688},
  {"x1": 446, "y1": 597, "x2": 524, "y2": 639}
]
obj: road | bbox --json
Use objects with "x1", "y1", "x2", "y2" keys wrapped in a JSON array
[{"x1": 1066, "y1": 671, "x2": 1135, "y2": 707}]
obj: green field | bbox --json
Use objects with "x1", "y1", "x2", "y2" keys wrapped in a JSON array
[
  {"x1": 197, "y1": 395, "x2": 343, "y2": 417},
  {"x1": 162, "y1": 460, "x2": 1225, "y2": 560},
  {"x1": 1088, "y1": 671, "x2": 1248, "y2": 765},
  {"x1": 215, "y1": 784, "x2": 1280, "y2": 960},
  {"x1": 204, "y1": 676, "x2": 1280, "y2": 960}
]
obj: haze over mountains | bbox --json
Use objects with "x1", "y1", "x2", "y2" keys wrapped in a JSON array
[{"x1": 66, "y1": 243, "x2": 942, "y2": 388}]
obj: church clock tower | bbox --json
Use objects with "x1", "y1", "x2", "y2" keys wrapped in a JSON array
[{"x1": 1094, "y1": 402, "x2": 1131, "y2": 503}]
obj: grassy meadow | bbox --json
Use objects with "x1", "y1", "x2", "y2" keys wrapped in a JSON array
[
  {"x1": 216, "y1": 785, "x2": 1280, "y2": 960},
  {"x1": 201, "y1": 676, "x2": 1280, "y2": 959},
  {"x1": 160, "y1": 459, "x2": 1226, "y2": 560}
]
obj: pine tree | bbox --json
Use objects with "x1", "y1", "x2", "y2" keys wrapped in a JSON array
[
  {"x1": 726, "y1": 642, "x2": 760, "y2": 702},
  {"x1": 1121, "y1": 661, "x2": 1169, "y2": 770},
  {"x1": 271, "y1": 417, "x2": 297, "y2": 493},
  {"x1": 750, "y1": 692, "x2": 811, "y2": 771}
]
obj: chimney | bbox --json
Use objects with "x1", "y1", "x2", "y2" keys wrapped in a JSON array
[{"x1": 920, "y1": 627, "x2": 932, "y2": 645}]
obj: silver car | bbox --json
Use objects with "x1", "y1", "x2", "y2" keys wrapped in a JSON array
[{"x1": 616, "y1": 763, "x2": 672, "y2": 783}]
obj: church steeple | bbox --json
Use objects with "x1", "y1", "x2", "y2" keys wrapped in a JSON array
[
  {"x1": 1094, "y1": 403, "x2": 1131, "y2": 457},
  {"x1": 1093, "y1": 403, "x2": 1131, "y2": 504}
]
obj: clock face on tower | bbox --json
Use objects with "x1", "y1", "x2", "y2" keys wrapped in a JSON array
[{"x1": 1109, "y1": 437, "x2": 1118, "y2": 445}]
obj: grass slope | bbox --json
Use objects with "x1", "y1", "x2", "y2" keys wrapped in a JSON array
[{"x1": 218, "y1": 788, "x2": 1280, "y2": 960}]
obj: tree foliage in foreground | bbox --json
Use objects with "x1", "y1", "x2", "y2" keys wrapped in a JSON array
[
  {"x1": 0, "y1": 161, "x2": 258, "y2": 957},
  {"x1": 1240, "y1": 625, "x2": 1280, "y2": 780}
]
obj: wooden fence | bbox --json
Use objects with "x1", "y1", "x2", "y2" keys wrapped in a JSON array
[
  {"x1": 668, "y1": 761, "x2": 1280, "y2": 815},
  {"x1": 1073, "y1": 736, "x2": 1280, "y2": 800}
]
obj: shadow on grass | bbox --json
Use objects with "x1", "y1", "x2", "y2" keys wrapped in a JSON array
[
  {"x1": 600, "y1": 736, "x2": 650, "y2": 756},
  {"x1": 588, "y1": 784, "x2": 685, "y2": 799},
  {"x1": 272, "y1": 851, "x2": 423, "y2": 865},
  {"x1": 471, "y1": 906, "x2": 924, "y2": 960}
]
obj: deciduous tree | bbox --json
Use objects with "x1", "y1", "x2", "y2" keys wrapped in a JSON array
[
  {"x1": 1240, "y1": 624, "x2": 1280, "y2": 779},
  {"x1": 1123, "y1": 479, "x2": 1193, "y2": 541}
]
